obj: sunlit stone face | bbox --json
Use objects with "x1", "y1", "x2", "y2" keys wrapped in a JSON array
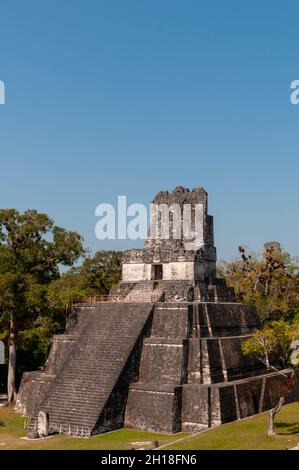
[{"x1": 121, "y1": 187, "x2": 217, "y2": 282}]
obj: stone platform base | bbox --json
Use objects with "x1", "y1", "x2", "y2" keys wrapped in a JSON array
[{"x1": 125, "y1": 370, "x2": 296, "y2": 434}]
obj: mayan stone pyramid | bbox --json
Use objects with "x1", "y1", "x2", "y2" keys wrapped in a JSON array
[{"x1": 17, "y1": 186, "x2": 296, "y2": 436}]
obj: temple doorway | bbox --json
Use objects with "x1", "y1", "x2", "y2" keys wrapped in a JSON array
[{"x1": 152, "y1": 264, "x2": 163, "y2": 280}]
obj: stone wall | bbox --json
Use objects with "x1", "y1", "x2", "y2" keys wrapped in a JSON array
[
  {"x1": 122, "y1": 263, "x2": 152, "y2": 281},
  {"x1": 124, "y1": 301, "x2": 296, "y2": 434},
  {"x1": 122, "y1": 186, "x2": 217, "y2": 282}
]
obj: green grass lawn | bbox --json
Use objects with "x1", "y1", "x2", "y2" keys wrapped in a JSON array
[
  {"x1": 164, "y1": 402, "x2": 299, "y2": 450},
  {"x1": 0, "y1": 406, "x2": 188, "y2": 450},
  {"x1": 0, "y1": 403, "x2": 299, "y2": 450}
]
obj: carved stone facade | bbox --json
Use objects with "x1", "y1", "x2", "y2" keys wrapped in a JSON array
[
  {"x1": 17, "y1": 186, "x2": 299, "y2": 436},
  {"x1": 122, "y1": 186, "x2": 216, "y2": 283}
]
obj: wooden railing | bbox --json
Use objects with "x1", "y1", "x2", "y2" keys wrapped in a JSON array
[{"x1": 82, "y1": 293, "x2": 164, "y2": 303}]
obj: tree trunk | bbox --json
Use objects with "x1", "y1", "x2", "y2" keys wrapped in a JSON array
[
  {"x1": 265, "y1": 352, "x2": 270, "y2": 370},
  {"x1": 267, "y1": 396, "x2": 285, "y2": 437},
  {"x1": 7, "y1": 312, "x2": 17, "y2": 404}
]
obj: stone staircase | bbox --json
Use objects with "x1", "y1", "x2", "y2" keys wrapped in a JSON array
[
  {"x1": 126, "y1": 281, "x2": 164, "y2": 300},
  {"x1": 30, "y1": 302, "x2": 154, "y2": 435}
]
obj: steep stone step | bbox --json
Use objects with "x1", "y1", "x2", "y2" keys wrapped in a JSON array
[{"x1": 34, "y1": 301, "x2": 153, "y2": 434}]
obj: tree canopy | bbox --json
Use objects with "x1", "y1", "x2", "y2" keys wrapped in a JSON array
[
  {"x1": 218, "y1": 242, "x2": 299, "y2": 323},
  {"x1": 242, "y1": 320, "x2": 299, "y2": 436},
  {"x1": 242, "y1": 320, "x2": 299, "y2": 370},
  {"x1": 0, "y1": 209, "x2": 85, "y2": 400},
  {"x1": 46, "y1": 250, "x2": 122, "y2": 313}
]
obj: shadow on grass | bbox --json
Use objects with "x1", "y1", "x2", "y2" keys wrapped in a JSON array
[
  {"x1": 0, "y1": 421, "x2": 4, "y2": 427},
  {"x1": 275, "y1": 422, "x2": 299, "y2": 435}
]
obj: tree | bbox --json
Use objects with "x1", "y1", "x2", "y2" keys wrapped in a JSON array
[
  {"x1": 218, "y1": 242, "x2": 299, "y2": 322},
  {"x1": 242, "y1": 321, "x2": 299, "y2": 437},
  {"x1": 78, "y1": 250, "x2": 122, "y2": 295},
  {"x1": 46, "y1": 250, "x2": 123, "y2": 313},
  {"x1": 0, "y1": 209, "x2": 84, "y2": 403}
]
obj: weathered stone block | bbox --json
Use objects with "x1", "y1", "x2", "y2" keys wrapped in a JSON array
[
  {"x1": 138, "y1": 338, "x2": 188, "y2": 384},
  {"x1": 151, "y1": 305, "x2": 191, "y2": 338},
  {"x1": 125, "y1": 384, "x2": 182, "y2": 433}
]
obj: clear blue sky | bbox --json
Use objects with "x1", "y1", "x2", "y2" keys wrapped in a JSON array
[{"x1": 0, "y1": 0, "x2": 298, "y2": 260}]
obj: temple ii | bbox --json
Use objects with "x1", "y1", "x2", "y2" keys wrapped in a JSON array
[{"x1": 17, "y1": 186, "x2": 297, "y2": 436}]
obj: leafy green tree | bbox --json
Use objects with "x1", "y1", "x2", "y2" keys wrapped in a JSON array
[
  {"x1": 46, "y1": 270, "x2": 87, "y2": 318},
  {"x1": 242, "y1": 321, "x2": 299, "y2": 437},
  {"x1": 218, "y1": 242, "x2": 299, "y2": 322},
  {"x1": 78, "y1": 250, "x2": 122, "y2": 295},
  {"x1": 46, "y1": 250, "x2": 122, "y2": 311},
  {"x1": 0, "y1": 209, "x2": 84, "y2": 403}
]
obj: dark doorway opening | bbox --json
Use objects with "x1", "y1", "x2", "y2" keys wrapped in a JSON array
[{"x1": 153, "y1": 264, "x2": 163, "y2": 280}]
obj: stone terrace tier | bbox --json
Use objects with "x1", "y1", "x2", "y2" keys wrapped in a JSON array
[{"x1": 125, "y1": 301, "x2": 297, "y2": 433}]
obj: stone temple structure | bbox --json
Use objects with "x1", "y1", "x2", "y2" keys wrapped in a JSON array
[{"x1": 17, "y1": 186, "x2": 297, "y2": 436}]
